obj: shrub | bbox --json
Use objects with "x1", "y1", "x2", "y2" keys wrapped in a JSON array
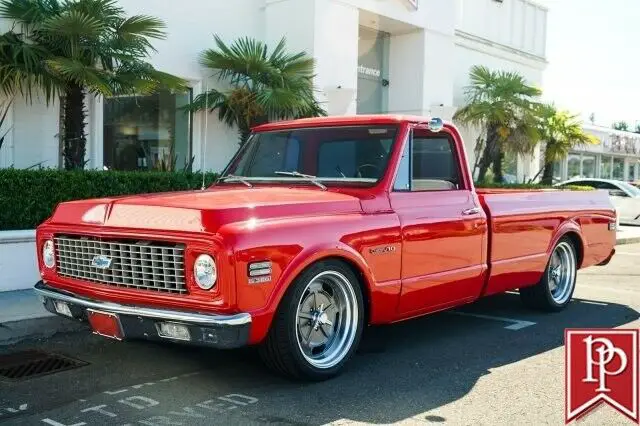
[
  {"x1": 475, "y1": 182, "x2": 595, "y2": 191},
  {"x1": 0, "y1": 169, "x2": 218, "y2": 231}
]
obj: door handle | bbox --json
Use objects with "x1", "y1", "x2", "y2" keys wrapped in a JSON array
[{"x1": 462, "y1": 207, "x2": 481, "y2": 216}]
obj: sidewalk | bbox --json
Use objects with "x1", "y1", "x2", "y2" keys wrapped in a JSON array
[
  {"x1": 1, "y1": 229, "x2": 639, "y2": 346},
  {"x1": 618, "y1": 225, "x2": 640, "y2": 245},
  {"x1": 0, "y1": 289, "x2": 87, "y2": 346}
]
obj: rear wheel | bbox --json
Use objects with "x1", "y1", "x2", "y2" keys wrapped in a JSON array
[
  {"x1": 259, "y1": 260, "x2": 364, "y2": 381},
  {"x1": 519, "y1": 237, "x2": 577, "y2": 312}
]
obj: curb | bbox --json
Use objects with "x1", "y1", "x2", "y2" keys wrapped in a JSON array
[
  {"x1": 617, "y1": 237, "x2": 640, "y2": 246},
  {"x1": 0, "y1": 316, "x2": 88, "y2": 347}
]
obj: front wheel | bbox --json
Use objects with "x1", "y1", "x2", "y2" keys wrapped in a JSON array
[
  {"x1": 520, "y1": 237, "x2": 578, "y2": 312},
  {"x1": 259, "y1": 260, "x2": 364, "y2": 381}
]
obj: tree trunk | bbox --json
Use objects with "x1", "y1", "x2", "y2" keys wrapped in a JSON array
[
  {"x1": 540, "y1": 145, "x2": 554, "y2": 185},
  {"x1": 62, "y1": 83, "x2": 87, "y2": 170},
  {"x1": 476, "y1": 125, "x2": 498, "y2": 183},
  {"x1": 238, "y1": 126, "x2": 251, "y2": 146},
  {"x1": 492, "y1": 148, "x2": 504, "y2": 183}
]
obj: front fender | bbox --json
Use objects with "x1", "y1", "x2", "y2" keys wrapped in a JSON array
[
  {"x1": 221, "y1": 213, "x2": 402, "y2": 345},
  {"x1": 245, "y1": 242, "x2": 376, "y2": 345}
]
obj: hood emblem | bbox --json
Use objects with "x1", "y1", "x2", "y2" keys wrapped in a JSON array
[{"x1": 91, "y1": 255, "x2": 113, "y2": 270}]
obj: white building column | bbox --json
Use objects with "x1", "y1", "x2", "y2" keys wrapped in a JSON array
[{"x1": 264, "y1": 0, "x2": 359, "y2": 116}]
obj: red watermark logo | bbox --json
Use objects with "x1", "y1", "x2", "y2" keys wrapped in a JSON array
[{"x1": 566, "y1": 329, "x2": 639, "y2": 423}]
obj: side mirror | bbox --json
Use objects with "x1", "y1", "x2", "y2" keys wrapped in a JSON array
[{"x1": 608, "y1": 189, "x2": 628, "y2": 197}]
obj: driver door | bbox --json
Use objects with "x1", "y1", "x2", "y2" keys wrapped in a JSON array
[{"x1": 389, "y1": 126, "x2": 488, "y2": 316}]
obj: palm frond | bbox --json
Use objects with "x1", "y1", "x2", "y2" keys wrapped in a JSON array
[
  {"x1": 46, "y1": 57, "x2": 112, "y2": 95},
  {"x1": 41, "y1": 10, "x2": 106, "y2": 39},
  {"x1": 0, "y1": 0, "x2": 59, "y2": 28},
  {"x1": 116, "y1": 15, "x2": 167, "y2": 41}
]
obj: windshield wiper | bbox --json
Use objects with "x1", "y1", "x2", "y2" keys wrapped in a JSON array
[
  {"x1": 220, "y1": 174, "x2": 253, "y2": 188},
  {"x1": 274, "y1": 171, "x2": 327, "y2": 190}
]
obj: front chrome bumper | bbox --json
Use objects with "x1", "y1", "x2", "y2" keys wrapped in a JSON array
[{"x1": 34, "y1": 281, "x2": 251, "y2": 349}]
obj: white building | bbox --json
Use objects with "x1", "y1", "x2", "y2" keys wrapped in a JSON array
[
  {"x1": 548, "y1": 125, "x2": 640, "y2": 183},
  {"x1": 0, "y1": 0, "x2": 549, "y2": 178}
]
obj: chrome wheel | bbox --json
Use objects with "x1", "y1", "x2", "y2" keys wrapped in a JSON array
[
  {"x1": 548, "y1": 241, "x2": 576, "y2": 305},
  {"x1": 295, "y1": 271, "x2": 359, "y2": 369}
]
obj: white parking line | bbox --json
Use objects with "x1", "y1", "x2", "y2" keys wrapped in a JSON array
[{"x1": 447, "y1": 311, "x2": 537, "y2": 330}]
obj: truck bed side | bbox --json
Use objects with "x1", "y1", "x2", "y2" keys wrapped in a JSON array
[{"x1": 476, "y1": 188, "x2": 616, "y2": 296}]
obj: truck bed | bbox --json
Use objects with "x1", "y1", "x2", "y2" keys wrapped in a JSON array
[{"x1": 476, "y1": 188, "x2": 616, "y2": 296}]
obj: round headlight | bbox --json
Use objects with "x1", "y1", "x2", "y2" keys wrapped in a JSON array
[
  {"x1": 43, "y1": 240, "x2": 55, "y2": 268},
  {"x1": 194, "y1": 254, "x2": 217, "y2": 290}
]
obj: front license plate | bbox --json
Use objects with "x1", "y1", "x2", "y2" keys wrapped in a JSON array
[
  {"x1": 54, "y1": 301, "x2": 73, "y2": 317},
  {"x1": 86, "y1": 309, "x2": 124, "y2": 340}
]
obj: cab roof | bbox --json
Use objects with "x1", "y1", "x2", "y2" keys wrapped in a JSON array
[{"x1": 251, "y1": 114, "x2": 449, "y2": 132}]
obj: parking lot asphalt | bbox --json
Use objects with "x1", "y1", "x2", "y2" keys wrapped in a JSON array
[{"x1": 1, "y1": 243, "x2": 639, "y2": 426}]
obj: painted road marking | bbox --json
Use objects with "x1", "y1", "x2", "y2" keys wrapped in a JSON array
[
  {"x1": 448, "y1": 311, "x2": 537, "y2": 330},
  {"x1": 578, "y1": 300, "x2": 609, "y2": 306}
]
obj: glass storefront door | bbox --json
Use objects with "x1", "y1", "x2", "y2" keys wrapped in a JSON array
[
  {"x1": 613, "y1": 157, "x2": 625, "y2": 180},
  {"x1": 357, "y1": 26, "x2": 389, "y2": 114}
]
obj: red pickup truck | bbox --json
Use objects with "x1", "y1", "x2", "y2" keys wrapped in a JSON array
[{"x1": 34, "y1": 115, "x2": 617, "y2": 380}]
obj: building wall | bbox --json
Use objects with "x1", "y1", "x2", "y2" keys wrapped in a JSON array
[
  {"x1": 0, "y1": 0, "x2": 548, "y2": 176},
  {"x1": 456, "y1": 0, "x2": 547, "y2": 59}
]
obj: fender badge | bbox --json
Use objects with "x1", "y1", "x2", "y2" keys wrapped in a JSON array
[
  {"x1": 369, "y1": 246, "x2": 396, "y2": 255},
  {"x1": 249, "y1": 276, "x2": 271, "y2": 284}
]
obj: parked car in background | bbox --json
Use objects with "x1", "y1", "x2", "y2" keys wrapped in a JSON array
[{"x1": 555, "y1": 178, "x2": 640, "y2": 225}]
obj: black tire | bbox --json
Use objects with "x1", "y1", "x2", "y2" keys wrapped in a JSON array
[
  {"x1": 519, "y1": 236, "x2": 577, "y2": 312},
  {"x1": 258, "y1": 259, "x2": 365, "y2": 381}
]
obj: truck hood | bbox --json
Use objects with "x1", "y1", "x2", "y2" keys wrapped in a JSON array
[{"x1": 47, "y1": 187, "x2": 364, "y2": 233}]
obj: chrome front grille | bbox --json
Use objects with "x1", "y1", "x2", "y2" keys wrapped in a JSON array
[{"x1": 54, "y1": 235, "x2": 187, "y2": 294}]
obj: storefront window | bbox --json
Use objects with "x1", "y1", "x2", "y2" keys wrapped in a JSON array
[
  {"x1": 628, "y1": 160, "x2": 636, "y2": 181},
  {"x1": 600, "y1": 156, "x2": 612, "y2": 179},
  {"x1": 567, "y1": 154, "x2": 581, "y2": 178},
  {"x1": 613, "y1": 157, "x2": 625, "y2": 180},
  {"x1": 503, "y1": 152, "x2": 518, "y2": 183},
  {"x1": 103, "y1": 89, "x2": 192, "y2": 171},
  {"x1": 581, "y1": 155, "x2": 596, "y2": 178}
]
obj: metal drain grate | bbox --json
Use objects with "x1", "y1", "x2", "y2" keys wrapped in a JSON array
[{"x1": 0, "y1": 350, "x2": 88, "y2": 381}]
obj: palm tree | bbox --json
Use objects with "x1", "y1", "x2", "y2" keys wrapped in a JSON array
[
  {"x1": 187, "y1": 35, "x2": 326, "y2": 144},
  {"x1": 453, "y1": 65, "x2": 542, "y2": 183},
  {"x1": 0, "y1": 0, "x2": 187, "y2": 170},
  {"x1": 536, "y1": 104, "x2": 597, "y2": 185}
]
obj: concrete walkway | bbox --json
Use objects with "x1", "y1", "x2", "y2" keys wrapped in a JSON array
[
  {"x1": 0, "y1": 289, "x2": 86, "y2": 346},
  {"x1": 618, "y1": 225, "x2": 640, "y2": 245}
]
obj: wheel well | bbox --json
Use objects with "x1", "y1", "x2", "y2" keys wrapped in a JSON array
[
  {"x1": 563, "y1": 232, "x2": 584, "y2": 268},
  {"x1": 317, "y1": 256, "x2": 372, "y2": 325}
]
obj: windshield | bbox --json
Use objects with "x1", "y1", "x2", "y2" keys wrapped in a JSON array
[
  {"x1": 220, "y1": 125, "x2": 399, "y2": 186},
  {"x1": 619, "y1": 181, "x2": 640, "y2": 197}
]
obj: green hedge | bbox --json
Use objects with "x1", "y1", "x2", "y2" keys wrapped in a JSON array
[
  {"x1": 475, "y1": 182, "x2": 595, "y2": 191},
  {"x1": 0, "y1": 169, "x2": 219, "y2": 231},
  {"x1": 0, "y1": 169, "x2": 597, "y2": 231}
]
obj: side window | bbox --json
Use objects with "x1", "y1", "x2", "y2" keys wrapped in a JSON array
[
  {"x1": 393, "y1": 137, "x2": 410, "y2": 191},
  {"x1": 411, "y1": 134, "x2": 460, "y2": 191}
]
